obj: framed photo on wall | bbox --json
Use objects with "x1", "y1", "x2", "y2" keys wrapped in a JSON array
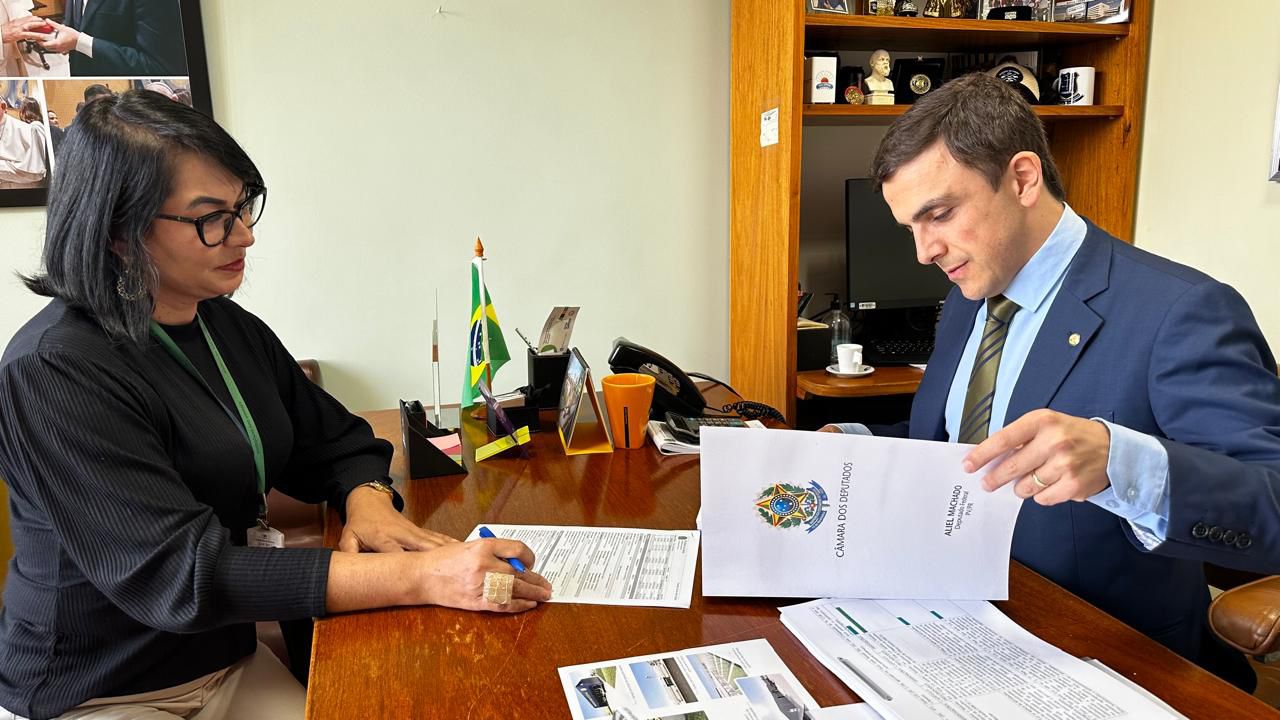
[{"x1": 0, "y1": 0, "x2": 210, "y2": 208}]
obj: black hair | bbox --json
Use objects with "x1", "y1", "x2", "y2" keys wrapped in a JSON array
[
  {"x1": 23, "y1": 90, "x2": 263, "y2": 343},
  {"x1": 871, "y1": 72, "x2": 1066, "y2": 202},
  {"x1": 83, "y1": 83, "x2": 112, "y2": 103}
]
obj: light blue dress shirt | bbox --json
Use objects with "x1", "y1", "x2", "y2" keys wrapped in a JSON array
[{"x1": 838, "y1": 204, "x2": 1170, "y2": 548}]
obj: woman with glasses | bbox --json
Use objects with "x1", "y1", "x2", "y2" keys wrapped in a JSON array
[{"x1": 0, "y1": 90, "x2": 552, "y2": 719}]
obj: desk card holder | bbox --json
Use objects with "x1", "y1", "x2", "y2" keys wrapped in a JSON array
[
  {"x1": 475, "y1": 379, "x2": 532, "y2": 461},
  {"x1": 556, "y1": 347, "x2": 614, "y2": 456},
  {"x1": 526, "y1": 348, "x2": 571, "y2": 409},
  {"x1": 399, "y1": 399, "x2": 467, "y2": 479}
]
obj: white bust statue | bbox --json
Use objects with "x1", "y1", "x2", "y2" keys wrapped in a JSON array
[{"x1": 865, "y1": 49, "x2": 894, "y2": 104}]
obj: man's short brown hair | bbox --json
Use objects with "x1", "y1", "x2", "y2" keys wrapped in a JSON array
[{"x1": 871, "y1": 72, "x2": 1066, "y2": 201}]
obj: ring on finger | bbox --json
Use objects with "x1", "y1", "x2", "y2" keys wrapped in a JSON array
[
  {"x1": 1031, "y1": 471, "x2": 1048, "y2": 490},
  {"x1": 483, "y1": 571, "x2": 514, "y2": 605}
]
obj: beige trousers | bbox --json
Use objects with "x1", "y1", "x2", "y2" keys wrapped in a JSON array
[{"x1": 0, "y1": 642, "x2": 305, "y2": 720}]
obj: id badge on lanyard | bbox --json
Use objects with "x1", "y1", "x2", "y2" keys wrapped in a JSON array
[{"x1": 151, "y1": 316, "x2": 283, "y2": 548}]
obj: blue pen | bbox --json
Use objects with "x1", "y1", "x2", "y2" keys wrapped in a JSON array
[{"x1": 477, "y1": 526, "x2": 528, "y2": 573}]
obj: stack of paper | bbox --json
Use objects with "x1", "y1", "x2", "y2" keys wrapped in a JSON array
[{"x1": 779, "y1": 598, "x2": 1184, "y2": 719}]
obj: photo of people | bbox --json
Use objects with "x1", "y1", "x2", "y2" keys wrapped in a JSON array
[
  {"x1": 0, "y1": 79, "x2": 50, "y2": 189},
  {"x1": 1, "y1": 0, "x2": 187, "y2": 78},
  {"x1": 1, "y1": 1, "x2": 201, "y2": 206},
  {"x1": 1, "y1": 1, "x2": 70, "y2": 76}
]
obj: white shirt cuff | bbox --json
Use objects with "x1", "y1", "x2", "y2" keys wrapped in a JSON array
[{"x1": 75, "y1": 32, "x2": 94, "y2": 58}]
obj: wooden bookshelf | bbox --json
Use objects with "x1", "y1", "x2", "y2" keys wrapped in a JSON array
[
  {"x1": 729, "y1": 1, "x2": 1153, "y2": 421},
  {"x1": 804, "y1": 14, "x2": 1128, "y2": 50},
  {"x1": 803, "y1": 103, "x2": 1125, "y2": 125}
]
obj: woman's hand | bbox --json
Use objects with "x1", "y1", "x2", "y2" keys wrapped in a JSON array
[
  {"x1": 1, "y1": 17, "x2": 50, "y2": 44},
  {"x1": 414, "y1": 538, "x2": 553, "y2": 613},
  {"x1": 338, "y1": 484, "x2": 459, "y2": 552}
]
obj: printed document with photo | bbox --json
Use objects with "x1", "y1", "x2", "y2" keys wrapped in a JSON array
[
  {"x1": 779, "y1": 598, "x2": 1181, "y2": 719},
  {"x1": 559, "y1": 638, "x2": 824, "y2": 720},
  {"x1": 466, "y1": 524, "x2": 699, "y2": 608},
  {"x1": 700, "y1": 428, "x2": 1023, "y2": 600}
]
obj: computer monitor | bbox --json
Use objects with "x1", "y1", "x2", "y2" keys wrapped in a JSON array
[{"x1": 845, "y1": 178, "x2": 953, "y2": 310}]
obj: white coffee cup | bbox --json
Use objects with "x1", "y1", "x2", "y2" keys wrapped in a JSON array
[
  {"x1": 1053, "y1": 66, "x2": 1095, "y2": 106},
  {"x1": 836, "y1": 343, "x2": 863, "y2": 374}
]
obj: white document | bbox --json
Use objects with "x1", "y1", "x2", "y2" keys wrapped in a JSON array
[
  {"x1": 466, "y1": 524, "x2": 699, "y2": 608},
  {"x1": 780, "y1": 598, "x2": 1179, "y2": 720},
  {"x1": 700, "y1": 428, "x2": 1024, "y2": 600},
  {"x1": 815, "y1": 704, "x2": 885, "y2": 719},
  {"x1": 1084, "y1": 659, "x2": 1187, "y2": 719},
  {"x1": 761, "y1": 107, "x2": 779, "y2": 147},
  {"x1": 559, "y1": 638, "x2": 820, "y2": 720}
]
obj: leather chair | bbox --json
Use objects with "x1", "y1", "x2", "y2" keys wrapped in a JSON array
[{"x1": 1210, "y1": 576, "x2": 1280, "y2": 657}]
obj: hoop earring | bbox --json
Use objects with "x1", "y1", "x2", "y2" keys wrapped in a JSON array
[{"x1": 115, "y1": 267, "x2": 147, "y2": 301}]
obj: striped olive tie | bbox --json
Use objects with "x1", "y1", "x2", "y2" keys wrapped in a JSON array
[{"x1": 957, "y1": 295, "x2": 1021, "y2": 444}]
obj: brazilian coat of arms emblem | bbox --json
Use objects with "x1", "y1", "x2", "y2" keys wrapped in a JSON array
[{"x1": 755, "y1": 481, "x2": 829, "y2": 533}]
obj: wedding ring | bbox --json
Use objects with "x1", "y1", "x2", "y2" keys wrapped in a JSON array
[
  {"x1": 1031, "y1": 472, "x2": 1048, "y2": 490},
  {"x1": 483, "y1": 571, "x2": 514, "y2": 605}
]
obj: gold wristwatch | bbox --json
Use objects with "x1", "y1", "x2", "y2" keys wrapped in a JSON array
[{"x1": 358, "y1": 479, "x2": 395, "y2": 498}]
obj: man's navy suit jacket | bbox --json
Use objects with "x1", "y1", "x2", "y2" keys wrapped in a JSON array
[
  {"x1": 878, "y1": 221, "x2": 1280, "y2": 663},
  {"x1": 66, "y1": 0, "x2": 187, "y2": 78}
]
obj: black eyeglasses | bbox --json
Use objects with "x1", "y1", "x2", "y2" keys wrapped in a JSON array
[{"x1": 155, "y1": 185, "x2": 268, "y2": 247}]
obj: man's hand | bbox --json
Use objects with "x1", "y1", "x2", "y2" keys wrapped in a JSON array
[
  {"x1": 963, "y1": 409, "x2": 1112, "y2": 505},
  {"x1": 338, "y1": 484, "x2": 459, "y2": 552},
  {"x1": 36, "y1": 19, "x2": 78, "y2": 53},
  {"x1": 1, "y1": 17, "x2": 51, "y2": 44}
]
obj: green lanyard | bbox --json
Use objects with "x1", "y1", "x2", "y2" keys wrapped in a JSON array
[{"x1": 150, "y1": 316, "x2": 267, "y2": 519}]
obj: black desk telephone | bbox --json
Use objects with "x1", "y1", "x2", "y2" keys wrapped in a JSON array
[
  {"x1": 607, "y1": 338, "x2": 708, "y2": 419},
  {"x1": 607, "y1": 338, "x2": 787, "y2": 424}
]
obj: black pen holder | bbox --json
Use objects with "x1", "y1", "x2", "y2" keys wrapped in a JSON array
[
  {"x1": 399, "y1": 399, "x2": 468, "y2": 479},
  {"x1": 526, "y1": 349, "x2": 571, "y2": 409},
  {"x1": 486, "y1": 396, "x2": 543, "y2": 436}
]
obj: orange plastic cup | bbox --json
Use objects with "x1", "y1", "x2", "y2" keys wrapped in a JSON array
[{"x1": 602, "y1": 373, "x2": 656, "y2": 449}]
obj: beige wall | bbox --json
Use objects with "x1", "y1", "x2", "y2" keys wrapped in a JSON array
[
  {"x1": 0, "y1": 2, "x2": 1275, "y2": 413},
  {"x1": 1134, "y1": 1, "x2": 1280, "y2": 345},
  {"x1": 0, "y1": 0, "x2": 730, "y2": 412}
]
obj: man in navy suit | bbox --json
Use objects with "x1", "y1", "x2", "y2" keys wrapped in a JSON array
[
  {"x1": 826, "y1": 73, "x2": 1280, "y2": 691},
  {"x1": 40, "y1": 0, "x2": 186, "y2": 77}
]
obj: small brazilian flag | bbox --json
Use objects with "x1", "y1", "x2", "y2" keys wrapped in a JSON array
[{"x1": 461, "y1": 258, "x2": 510, "y2": 407}]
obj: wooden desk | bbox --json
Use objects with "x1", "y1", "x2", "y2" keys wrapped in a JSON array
[
  {"x1": 306, "y1": 409, "x2": 1276, "y2": 719},
  {"x1": 796, "y1": 366, "x2": 924, "y2": 400}
]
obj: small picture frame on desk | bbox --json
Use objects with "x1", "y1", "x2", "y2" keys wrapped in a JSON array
[{"x1": 809, "y1": 0, "x2": 852, "y2": 14}]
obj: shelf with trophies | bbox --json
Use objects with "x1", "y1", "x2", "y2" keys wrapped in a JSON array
[{"x1": 728, "y1": 0, "x2": 1152, "y2": 421}]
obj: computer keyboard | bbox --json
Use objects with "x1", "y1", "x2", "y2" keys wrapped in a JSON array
[{"x1": 862, "y1": 338, "x2": 935, "y2": 366}]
